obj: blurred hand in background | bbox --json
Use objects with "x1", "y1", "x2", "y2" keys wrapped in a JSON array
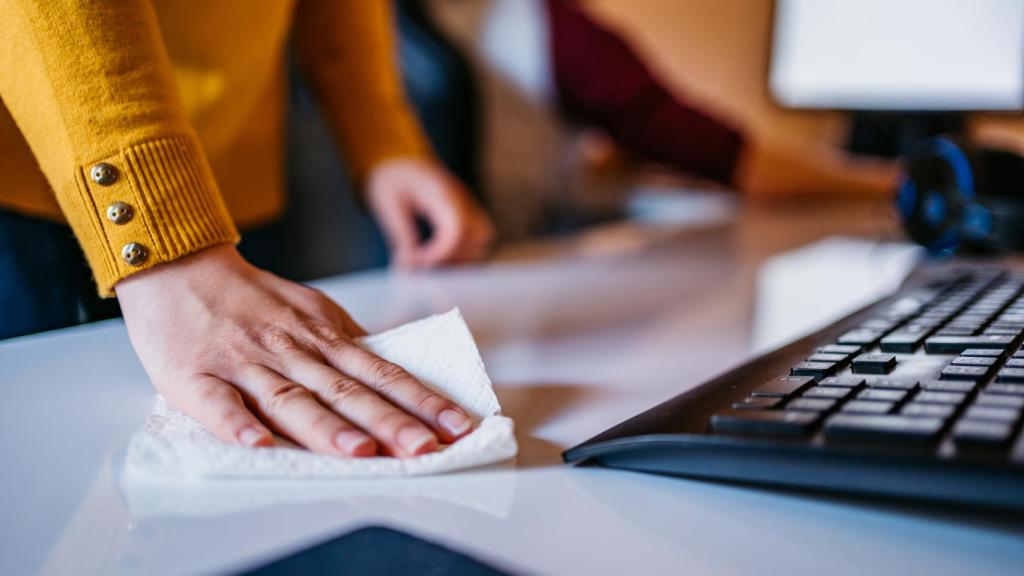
[
  {"x1": 735, "y1": 133, "x2": 900, "y2": 200},
  {"x1": 367, "y1": 158, "x2": 495, "y2": 269}
]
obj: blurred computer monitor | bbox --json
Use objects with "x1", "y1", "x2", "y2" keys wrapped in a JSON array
[{"x1": 770, "y1": 0, "x2": 1024, "y2": 112}]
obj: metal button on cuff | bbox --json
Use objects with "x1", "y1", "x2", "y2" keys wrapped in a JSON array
[
  {"x1": 90, "y1": 162, "x2": 118, "y2": 186},
  {"x1": 106, "y1": 201, "x2": 133, "y2": 225},
  {"x1": 121, "y1": 242, "x2": 148, "y2": 266}
]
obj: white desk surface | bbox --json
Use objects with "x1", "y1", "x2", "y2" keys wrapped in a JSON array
[{"x1": 3, "y1": 198, "x2": 1023, "y2": 575}]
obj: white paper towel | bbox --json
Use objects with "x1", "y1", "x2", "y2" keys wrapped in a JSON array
[{"x1": 125, "y1": 308, "x2": 517, "y2": 478}]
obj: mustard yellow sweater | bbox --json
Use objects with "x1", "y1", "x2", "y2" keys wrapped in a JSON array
[{"x1": 0, "y1": 0, "x2": 430, "y2": 295}]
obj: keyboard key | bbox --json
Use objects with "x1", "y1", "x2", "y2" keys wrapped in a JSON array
[
  {"x1": 922, "y1": 380, "x2": 976, "y2": 393},
  {"x1": 985, "y1": 383, "x2": 1024, "y2": 396},
  {"x1": 786, "y1": 398, "x2": 836, "y2": 412},
  {"x1": 961, "y1": 348, "x2": 1005, "y2": 357},
  {"x1": 991, "y1": 320, "x2": 1024, "y2": 327},
  {"x1": 864, "y1": 378, "x2": 918, "y2": 390},
  {"x1": 751, "y1": 376, "x2": 814, "y2": 397},
  {"x1": 804, "y1": 386, "x2": 853, "y2": 400},
  {"x1": 940, "y1": 365, "x2": 991, "y2": 382},
  {"x1": 919, "y1": 310, "x2": 954, "y2": 321},
  {"x1": 851, "y1": 353, "x2": 897, "y2": 375},
  {"x1": 791, "y1": 362, "x2": 838, "y2": 378},
  {"x1": 838, "y1": 329, "x2": 883, "y2": 346},
  {"x1": 859, "y1": 318, "x2": 897, "y2": 331},
  {"x1": 824, "y1": 415, "x2": 945, "y2": 442},
  {"x1": 858, "y1": 389, "x2": 907, "y2": 402},
  {"x1": 962, "y1": 405, "x2": 1021, "y2": 423},
  {"x1": 924, "y1": 334, "x2": 1014, "y2": 354},
  {"x1": 879, "y1": 331, "x2": 928, "y2": 353},
  {"x1": 915, "y1": 391, "x2": 967, "y2": 405},
  {"x1": 985, "y1": 323, "x2": 1019, "y2": 331},
  {"x1": 818, "y1": 376, "x2": 865, "y2": 388},
  {"x1": 935, "y1": 327, "x2": 978, "y2": 336},
  {"x1": 951, "y1": 356, "x2": 998, "y2": 367},
  {"x1": 952, "y1": 419, "x2": 1016, "y2": 446},
  {"x1": 900, "y1": 403, "x2": 955, "y2": 418},
  {"x1": 990, "y1": 314, "x2": 1024, "y2": 322},
  {"x1": 996, "y1": 368, "x2": 1024, "y2": 383},
  {"x1": 818, "y1": 344, "x2": 862, "y2": 355},
  {"x1": 807, "y1": 353, "x2": 849, "y2": 364},
  {"x1": 731, "y1": 397, "x2": 781, "y2": 410},
  {"x1": 951, "y1": 315, "x2": 990, "y2": 325},
  {"x1": 1005, "y1": 358, "x2": 1024, "y2": 368},
  {"x1": 987, "y1": 313, "x2": 1019, "y2": 323},
  {"x1": 841, "y1": 400, "x2": 894, "y2": 414},
  {"x1": 974, "y1": 393, "x2": 1024, "y2": 409},
  {"x1": 1014, "y1": 349, "x2": 1024, "y2": 358},
  {"x1": 993, "y1": 322, "x2": 1024, "y2": 330},
  {"x1": 984, "y1": 328, "x2": 1023, "y2": 336},
  {"x1": 944, "y1": 322, "x2": 984, "y2": 329},
  {"x1": 710, "y1": 410, "x2": 819, "y2": 436}
]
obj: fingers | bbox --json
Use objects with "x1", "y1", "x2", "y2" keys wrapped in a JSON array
[
  {"x1": 366, "y1": 159, "x2": 496, "y2": 268},
  {"x1": 280, "y1": 354, "x2": 452, "y2": 457},
  {"x1": 170, "y1": 374, "x2": 274, "y2": 448},
  {"x1": 316, "y1": 343, "x2": 474, "y2": 444},
  {"x1": 376, "y1": 195, "x2": 493, "y2": 268},
  {"x1": 372, "y1": 191, "x2": 419, "y2": 268},
  {"x1": 416, "y1": 208, "x2": 463, "y2": 266},
  {"x1": 449, "y1": 211, "x2": 495, "y2": 264},
  {"x1": 409, "y1": 202, "x2": 493, "y2": 267},
  {"x1": 233, "y1": 364, "x2": 377, "y2": 457}
]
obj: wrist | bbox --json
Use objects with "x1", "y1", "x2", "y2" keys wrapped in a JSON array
[{"x1": 115, "y1": 244, "x2": 244, "y2": 300}]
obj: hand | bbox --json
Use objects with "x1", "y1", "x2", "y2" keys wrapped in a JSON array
[
  {"x1": 367, "y1": 158, "x2": 495, "y2": 268},
  {"x1": 735, "y1": 133, "x2": 899, "y2": 198},
  {"x1": 115, "y1": 245, "x2": 474, "y2": 457}
]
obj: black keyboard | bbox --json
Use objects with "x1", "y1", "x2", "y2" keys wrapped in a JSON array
[{"x1": 563, "y1": 264, "x2": 1024, "y2": 510}]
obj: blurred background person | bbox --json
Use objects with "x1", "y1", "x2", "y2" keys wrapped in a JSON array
[
  {"x1": 281, "y1": 0, "x2": 907, "y2": 279},
  {"x1": 283, "y1": 0, "x2": 490, "y2": 280},
  {"x1": 419, "y1": 0, "x2": 909, "y2": 238}
]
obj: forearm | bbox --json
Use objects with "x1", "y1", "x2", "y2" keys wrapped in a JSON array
[
  {"x1": 0, "y1": 0, "x2": 237, "y2": 295},
  {"x1": 293, "y1": 0, "x2": 431, "y2": 184},
  {"x1": 735, "y1": 133, "x2": 899, "y2": 198},
  {"x1": 546, "y1": 0, "x2": 744, "y2": 185}
]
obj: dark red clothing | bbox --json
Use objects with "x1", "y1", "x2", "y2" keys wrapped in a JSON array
[{"x1": 545, "y1": 0, "x2": 745, "y2": 185}]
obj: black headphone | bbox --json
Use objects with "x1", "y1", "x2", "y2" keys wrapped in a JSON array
[{"x1": 897, "y1": 137, "x2": 1024, "y2": 254}]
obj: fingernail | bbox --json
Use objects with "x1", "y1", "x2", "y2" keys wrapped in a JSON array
[
  {"x1": 438, "y1": 409, "x2": 472, "y2": 436},
  {"x1": 397, "y1": 425, "x2": 437, "y2": 456},
  {"x1": 239, "y1": 426, "x2": 269, "y2": 447},
  {"x1": 335, "y1": 430, "x2": 376, "y2": 457}
]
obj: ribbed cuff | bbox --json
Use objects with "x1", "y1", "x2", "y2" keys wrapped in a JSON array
[{"x1": 65, "y1": 135, "x2": 239, "y2": 296}]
